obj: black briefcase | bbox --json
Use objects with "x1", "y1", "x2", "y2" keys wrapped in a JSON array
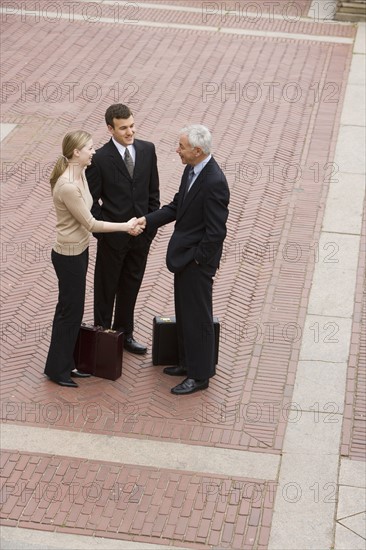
[
  {"x1": 152, "y1": 315, "x2": 220, "y2": 366},
  {"x1": 74, "y1": 324, "x2": 124, "y2": 381}
]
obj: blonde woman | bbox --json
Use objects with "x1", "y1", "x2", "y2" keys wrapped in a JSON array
[{"x1": 44, "y1": 130, "x2": 141, "y2": 387}]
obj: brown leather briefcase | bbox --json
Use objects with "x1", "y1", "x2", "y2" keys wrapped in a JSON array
[
  {"x1": 74, "y1": 324, "x2": 124, "y2": 381},
  {"x1": 152, "y1": 315, "x2": 220, "y2": 366}
]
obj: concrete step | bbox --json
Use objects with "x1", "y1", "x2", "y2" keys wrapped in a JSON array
[{"x1": 335, "y1": 0, "x2": 366, "y2": 21}]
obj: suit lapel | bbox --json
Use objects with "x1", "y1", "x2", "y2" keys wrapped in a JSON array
[
  {"x1": 108, "y1": 138, "x2": 144, "y2": 181},
  {"x1": 180, "y1": 176, "x2": 201, "y2": 211},
  {"x1": 177, "y1": 166, "x2": 191, "y2": 209},
  {"x1": 133, "y1": 139, "x2": 144, "y2": 181},
  {"x1": 179, "y1": 158, "x2": 214, "y2": 215},
  {"x1": 106, "y1": 139, "x2": 130, "y2": 179}
]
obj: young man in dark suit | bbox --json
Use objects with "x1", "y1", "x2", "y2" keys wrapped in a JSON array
[
  {"x1": 86, "y1": 104, "x2": 160, "y2": 354},
  {"x1": 137, "y1": 125, "x2": 229, "y2": 394}
]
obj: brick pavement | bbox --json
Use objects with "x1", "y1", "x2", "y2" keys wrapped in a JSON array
[
  {"x1": 0, "y1": 2, "x2": 364, "y2": 549},
  {"x1": 0, "y1": 450, "x2": 275, "y2": 549}
]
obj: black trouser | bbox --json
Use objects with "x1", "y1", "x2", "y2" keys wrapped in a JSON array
[
  {"x1": 44, "y1": 249, "x2": 88, "y2": 382},
  {"x1": 174, "y1": 261, "x2": 216, "y2": 380},
  {"x1": 93, "y1": 235, "x2": 150, "y2": 335}
]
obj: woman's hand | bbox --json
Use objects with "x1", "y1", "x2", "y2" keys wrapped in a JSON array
[{"x1": 126, "y1": 217, "x2": 143, "y2": 236}]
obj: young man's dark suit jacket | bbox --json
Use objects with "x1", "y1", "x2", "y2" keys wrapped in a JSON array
[
  {"x1": 86, "y1": 138, "x2": 160, "y2": 333},
  {"x1": 145, "y1": 156, "x2": 229, "y2": 380}
]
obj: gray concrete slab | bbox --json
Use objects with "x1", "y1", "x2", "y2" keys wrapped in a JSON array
[
  {"x1": 339, "y1": 458, "x2": 366, "y2": 488},
  {"x1": 322, "y1": 174, "x2": 365, "y2": 235},
  {"x1": 334, "y1": 126, "x2": 366, "y2": 174},
  {"x1": 338, "y1": 512, "x2": 366, "y2": 540},
  {"x1": 354, "y1": 22, "x2": 366, "y2": 54},
  {"x1": 335, "y1": 523, "x2": 366, "y2": 550},
  {"x1": 291, "y1": 361, "x2": 347, "y2": 414},
  {"x1": 269, "y1": 452, "x2": 339, "y2": 549},
  {"x1": 299, "y1": 315, "x2": 352, "y2": 362},
  {"x1": 342, "y1": 85, "x2": 366, "y2": 126},
  {"x1": 307, "y1": 265, "x2": 359, "y2": 317},
  {"x1": 0, "y1": 526, "x2": 186, "y2": 550},
  {"x1": 337, "y1": 487, "x2": 366, "y2": 519},
  {"x1": 0, "y1": 424, "x2": 279, "y2": 480},
  {"x1": 0, "y1": 123, "x2": 16, "y2": 141}
]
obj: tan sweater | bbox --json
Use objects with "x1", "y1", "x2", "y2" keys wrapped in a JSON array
[{"x1": 52, "y1": 174, "x2": 105, "y2": 255}]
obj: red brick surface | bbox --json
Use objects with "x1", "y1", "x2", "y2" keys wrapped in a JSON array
[{"x1": 0, "y1": 450, "x2": 276, "y2": 549}]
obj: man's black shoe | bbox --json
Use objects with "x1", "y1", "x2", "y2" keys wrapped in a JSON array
[
  {"x1": 171, "y1": 377, "x2": 209, "y2": 395},
  {"x1": 48, "y1": 377, "x2": 78, "y2": 388},
  {"x1": 71, "y1": 370, "x2": 92, "y2": 378},
  {"x1": 124, "y1": 337, "x2": 147, "y2": 355},
  {"x1": 163, "y1": 366, "x2": 187, "y2": 376}
]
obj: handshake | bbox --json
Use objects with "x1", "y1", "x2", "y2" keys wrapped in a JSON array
[{"x1": 127, "y1": 216, "x2": 147, "y2": 236}]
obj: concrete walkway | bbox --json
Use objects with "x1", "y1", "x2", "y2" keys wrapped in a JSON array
[{"x1": 1, "y1": 1, "x2": 365, "y2": 549}]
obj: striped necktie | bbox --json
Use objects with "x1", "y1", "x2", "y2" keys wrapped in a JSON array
[
  {"x1": 183, "y1": 166, "x2": 195, "y2": 200},
  {"x1": 124, "y1": 147, "x2": 134, "y2": 178}
]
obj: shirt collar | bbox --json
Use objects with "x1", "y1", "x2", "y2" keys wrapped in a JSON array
[
  {"x1": 192, "y1": 154, "x2": 212, "y2": 176},
  {"x1": 112, "y1": 137, "x2": 134, "y2": 157}
]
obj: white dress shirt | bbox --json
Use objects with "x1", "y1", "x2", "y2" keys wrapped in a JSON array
[
  {"x1": 188, "y1": 154, "x2": 212, "y2": 192},
  {"x1": 112, "y1": 137, "x2": 136, "y2": 163}
]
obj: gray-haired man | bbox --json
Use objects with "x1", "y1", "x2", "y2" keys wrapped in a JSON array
[{"x1": 137, "y1": 125, "x2": 230, "y2": 394}]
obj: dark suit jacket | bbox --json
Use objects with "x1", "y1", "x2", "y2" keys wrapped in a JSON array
[
  {"x1": 86, "y1": 138, "x2": 160, "y2": 249},
  {"x1": 145, "y1": 157, "x2": 229, "y2": 273}
]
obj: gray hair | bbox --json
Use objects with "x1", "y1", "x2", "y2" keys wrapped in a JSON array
[{"x1": 179, "y1": 124, "x2": 212, "y2": 155}]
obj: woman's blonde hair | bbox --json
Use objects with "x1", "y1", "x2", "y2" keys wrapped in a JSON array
[{"x1": 50, "y1": 130, "x2": 92, "y2": 191}]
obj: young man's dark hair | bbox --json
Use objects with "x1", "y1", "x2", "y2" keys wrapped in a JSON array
[{"x1": 105, "y1": 104, "x2": 133, "y2": 127}]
